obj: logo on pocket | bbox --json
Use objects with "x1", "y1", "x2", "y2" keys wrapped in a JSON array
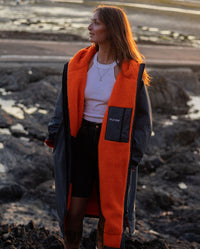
[{"x1": 109, "y1": 118, "x2": 120, "y2": 122}]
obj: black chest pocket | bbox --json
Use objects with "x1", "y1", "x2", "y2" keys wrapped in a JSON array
[{"x1": 105, "y1": 106, "x2": 132, "y2": 143}]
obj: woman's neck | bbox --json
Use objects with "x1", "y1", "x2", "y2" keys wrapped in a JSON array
[{"x1": 97, "y1": 43, "x2": 115, "y2": 64}]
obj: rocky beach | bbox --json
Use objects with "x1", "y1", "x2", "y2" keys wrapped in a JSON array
[{"x1": 0, "y1": 0, "x2": 200, "y2": 248}]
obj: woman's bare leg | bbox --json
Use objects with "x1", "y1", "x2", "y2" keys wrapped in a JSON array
[{"x1": 64, "y1": 197, "x2": 88, "y2": 249}]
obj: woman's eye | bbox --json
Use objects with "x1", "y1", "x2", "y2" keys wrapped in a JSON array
[{"x1": 90, "y1": 19, "x2": 99, "y2": 25}]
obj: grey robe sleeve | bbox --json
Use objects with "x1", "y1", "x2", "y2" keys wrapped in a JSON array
[
  {"x1": 130, "y1": 80, "x2": 152, "y2": 169},
  {"x1": 45, "y1": 63, "x2": 68, "y2": 148}
]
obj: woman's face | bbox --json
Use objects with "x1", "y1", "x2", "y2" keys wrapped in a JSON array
[{"x1": 88, "y1": 11, "x2": 109, "y2": 44}]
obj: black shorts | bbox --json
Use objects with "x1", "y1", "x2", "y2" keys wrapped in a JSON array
[{"x1": 71, "y1": 119, "x2": 102, "y2": 198}]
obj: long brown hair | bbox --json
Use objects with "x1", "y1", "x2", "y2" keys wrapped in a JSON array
[{"x1": 93, "y1": 5, "x2": 150, "y2": 85}]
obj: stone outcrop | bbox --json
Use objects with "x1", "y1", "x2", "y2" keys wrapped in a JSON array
[{"x1": 0, "y1": 64, "x2": 200, "y2": 248}]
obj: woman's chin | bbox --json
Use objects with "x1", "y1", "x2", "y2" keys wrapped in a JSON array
[{"x1": 89, "y1": 36, "x2": 96, "y2": 42}]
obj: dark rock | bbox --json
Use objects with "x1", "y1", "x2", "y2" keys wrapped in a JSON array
[
  {"x1": 161, "y1": 150, "x2": 198, "y2": 164},
  {"x1": 0, "y1": 222, "x2": 64, "y2": 249},
  {"x1": 158, "y1": 118, "x2": 200, "y2": 149},
  {"x1": 148, "y1": 71, "x2": 190, "y2": 114},
  {"x1": 17, "y1": 79, "x2": 59, "y2": 108},
  {"x1": 28, "y1": 68, "x2": 46, "y2": 83},
  {"x1": 11, "y1": 163, "x2": 53, "y2": 189},
  {"x1": 154, "y1": 191, "x2": 174, "y2": 210},
  {"x1": 125, "y1": 239, "x2": 144, "y2": 249},
  {"x1": 24, "y1": 114, "x2": 50, "y2": 141},
  {"x1": 1, "y1": 64, "x2": 200, "y2": 249},
  {"x1": 160, "y1": 163, "x2": 199, "y2": 181},
  {"x1": 26, "y1": 180, "x2": 56, "y2": 209},
  {"x1": 81, "y1": 229, "x2": 96, "y2": 249},
  {"x1": 0, "y1": 110, "x2": 14, "y2": 128},
  {"x1": 1, "y1": 136, "x2": 53, "y2": 189},
  {"x1": 0, "y1": 65, "x2": 60, "y2": 93},
  {"x1": 139, "y1": 157, "x2": 165, "y2": 175},
  {"x1": 149, "y1": 68, "x2": 200, "y2": 97},
  {"x1": 148, "y1": 207, "x2": 200, "y2": 245},
  {"x1": 137, "y1": 189, "x2": 174, "y2": 212},
  {"x1": 165, "y1": 68, "x2": 200, "y2": 94},
  {"x1": 174, "y1": 128, "x2": 200, "y2": 146},
  {"x1": 125, "y1": 239, "x2": 169, "y2": 249},
  {"x1": 11, "y1": 226, "x2": 25, "y2": 238},
  {"x1": 2, "y1": 233, "x2": 11, "y2": 240},
  {"x1": 0, "y1": 183, "x2": 24, "y2": 203},
  {"x1": 0, "y1": 224, "x2": 11, "y2": 234},
  {"x1": 4, "y1": 246, "x2": 17, "y2": 249},
  {"x1": 0, "y1": 68, "x2": 30, "y2": 92},
  {"x1": 42, "y1": 235, "x2": 64, "y2": 249},
  {"x1": 2, "y1": 240, "x2": 12, "y2": 247},
  {"x1": 25, "y1": 220, "x2": 36, "y2": 230},
  {"x1": 144, "y1": 239, "x2": 169, "y2": 249},
  {"x1": 184, "y1": 233, "x2": 200, "y2": 243}
]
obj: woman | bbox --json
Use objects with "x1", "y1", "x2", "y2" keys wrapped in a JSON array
[{"x1": 45, "y1": 5, "x2": 152, "y2": 249}]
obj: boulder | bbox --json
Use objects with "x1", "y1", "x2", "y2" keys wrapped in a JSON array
[
  {"x1": 0, "y1": 183, "x2": 24, "y2": 203},
  {"x1": 159, "y1": 163, "x2": 199, "y2": 181},
  {"x1": 137, "y1": 188, "x2": 174, "y2": 212},
  {"x1": 1, "y1": 135, "x2": 53, "y2": 189},
  {"x1": 148, "y1": 70, "x2": 190, "y2": 114},
  {"x1": 0, "y1": 68, "x2": 30, "y2": 92}
]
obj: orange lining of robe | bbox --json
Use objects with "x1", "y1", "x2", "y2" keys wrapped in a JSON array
[{"x1": 67, "y1": 45, "x2": 139, "y2": 248}]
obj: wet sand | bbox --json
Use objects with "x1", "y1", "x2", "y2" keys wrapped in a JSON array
[{"x1": 1, "y1": 39, "x2": 200, "y2": 68}]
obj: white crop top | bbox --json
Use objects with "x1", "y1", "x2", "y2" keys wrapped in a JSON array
[{"x1": 83, "y1": 52, "x2": 117, "y2": 123}]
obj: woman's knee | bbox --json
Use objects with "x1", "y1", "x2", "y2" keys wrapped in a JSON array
[
  {"x1": 67, "y1": 197, "x2": 88, "y2": 223},
  {"x1": 67, "y1": 209, "x2": 85, "y2": 223}
]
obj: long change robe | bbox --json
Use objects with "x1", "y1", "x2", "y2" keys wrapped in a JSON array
[{"x1": 45, "y1": 46, "x2": 152, "y2": 249}]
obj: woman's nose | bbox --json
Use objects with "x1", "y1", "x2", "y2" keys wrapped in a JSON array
[{"x1": 88, "y1": 23, "x2": 92, "y2": 30}]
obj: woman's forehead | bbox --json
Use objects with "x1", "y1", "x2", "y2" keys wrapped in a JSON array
[{"x1": 91, "y1": 11, "x2": 99, "y2": 20}]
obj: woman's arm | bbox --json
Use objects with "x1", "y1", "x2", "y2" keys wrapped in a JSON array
[{"x1": 130, "y1": 80, "x2": 152, "y2": 169}]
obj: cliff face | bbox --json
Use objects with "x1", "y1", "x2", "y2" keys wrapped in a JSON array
[{"x1": 0, "y1": 63, "x2": 199, "y2": 248}]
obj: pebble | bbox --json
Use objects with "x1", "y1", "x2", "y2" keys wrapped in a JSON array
[
  {"x1": 0, "y1": 128, "x2": 11, "y2": 135},
  {"x1": 160, "y1": 30, "x2": 171, "y2": 35},
  {"x1": 38, "y1": 109, "x2": 48, "y2": 114},
  {"x1": 149, "y1": 27, "x2": 159, "y2": 32},
  {"x1": 10, "y1": 123, "x2": 28, "y2": 135},
  {"x1": 178, "y1": 182, "x2": 188, "y2": 190}
]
